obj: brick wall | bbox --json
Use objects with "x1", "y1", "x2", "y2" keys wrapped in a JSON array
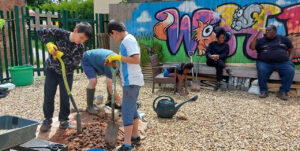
[
  {"x1": 0, "y1": 0, "x2": 25, "y2": 12},
  {"x1": 0, "y1": 0, "x2": 26, "y2": 66}
]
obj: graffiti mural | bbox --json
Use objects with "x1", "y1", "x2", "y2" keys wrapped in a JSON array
[
  {"x1": 231, "y1": 4, "x2": 263, "y2": 31},
  {"x1": 125, "y1": 0, "x2": 300, "y2": 66},
  {"x1": 153, "y1": 8, "x2": 220, "y2": 56}
]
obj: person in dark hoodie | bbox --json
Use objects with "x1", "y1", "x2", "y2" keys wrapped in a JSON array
[
  {"x1": 37, "y1": 22, "x2": 93, "y2": 132},
  {"x1": 206, "y1": 27, "x2": 232, "y2": 90}
]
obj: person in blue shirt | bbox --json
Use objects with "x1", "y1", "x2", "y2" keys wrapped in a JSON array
[{"x1": 81, "y1": 49, "x2": 122, "y2": 114}]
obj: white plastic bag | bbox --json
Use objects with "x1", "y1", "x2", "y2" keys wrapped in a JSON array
[
  {"x1": 248, "y1": 85, "x2": 260, "y2": 94},
  {"x1": 0, "y1": 83, "x2": 15, "y2": 90}
]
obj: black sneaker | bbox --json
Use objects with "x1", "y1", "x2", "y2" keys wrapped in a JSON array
[
  {"x1": 59, "y1": 121, "x2": 75, "y2": 129},
  {"x1": 136, "y1": 102, "x2": 141, "y2": 109},
  {"x1": 214, "y1": 84, "x2": 221, "y2": 91},
  {"x1": 105, "y1": 102, "x2": 122, "y2": 109},
  {"x1": 226, "y1": 69, "x2": 232, "y2": 76},
  {"x1": 277, "y1": 92, "x2": 288, "y2": 101},
  {"x1": 259, "y1": 92, "x2": 269, "y2": 98},
  {"x1": 40, "y1": 119, "x2": 52, "y2": 132},
  {"x1": 121, "y1": 136, "x2": 141, "y2": 145},
  {"x1": 118, "y1": 144, "x2": 135, "y2": 151}
]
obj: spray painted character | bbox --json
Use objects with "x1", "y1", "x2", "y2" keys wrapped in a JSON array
[
  {"x1": 231, "y1": 4, "x2": 262, "y2": 31},
  {"x1": 193, "y1": 20, "x2": 217, "y2": 55}
]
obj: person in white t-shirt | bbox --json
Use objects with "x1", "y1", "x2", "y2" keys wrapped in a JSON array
[{"x1": 105, "y1": 20, "x2": 144, "y2": 151}]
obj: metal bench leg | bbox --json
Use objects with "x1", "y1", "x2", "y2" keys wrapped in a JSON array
[{"x1": 152, "y1": 82, "x2": 155, "y2": 93}]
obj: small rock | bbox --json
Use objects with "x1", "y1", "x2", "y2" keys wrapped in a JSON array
[{"x1": 176, "y1": 113, "x2": 188, "y2": 120}]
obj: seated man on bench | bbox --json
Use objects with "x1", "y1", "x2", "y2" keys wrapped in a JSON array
[{"x1": 250, "y1": 25, "x2": 295, "y2": 100}]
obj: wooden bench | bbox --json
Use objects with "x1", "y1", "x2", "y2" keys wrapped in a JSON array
[
  {"x1": 163, "y1": 63, "x2": 300, "y2": 81},
  {"x1": 196, "y1": 64, "x2": 300, "y2": 81}
]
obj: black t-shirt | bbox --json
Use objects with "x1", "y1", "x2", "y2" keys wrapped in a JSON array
[
  {"x1": 255, "y1": 35, "x2": 293, "y2": 63},
  {"x1": 167, "y1": 64, "x2": 183, "y2": 75},
  {"x1": 205, "y1": 41, "x2": 229, "y2": 61}
]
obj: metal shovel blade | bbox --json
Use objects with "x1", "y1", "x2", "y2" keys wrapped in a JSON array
[{"x1": 104, "y1": 121, "x2": 119, "y2": 146}]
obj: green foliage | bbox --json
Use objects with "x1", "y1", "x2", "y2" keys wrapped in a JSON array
[
  {"x1": 140, "y1": 44, "x2": 150, "y2": 67},
  {"x1": 138, "y1": 39, "x2": 163, "y2": 66},
  {"x1": 152, "y1": 41, "x2": 163, "y2": 61},
  {"x1": 26, "y1": 0, "x2": 51, "y2": 8},
  {"x1": 40, "y1": 0, "x2": 94, "y2": 15}
]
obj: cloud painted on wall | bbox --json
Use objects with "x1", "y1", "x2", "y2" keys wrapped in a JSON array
[
  {"x1": 137, "y1": 11, "x2": 152, "y2": 22},
  {"x1": 178, "y1": 1, "x2": 201, "y2": 13},
  {"x1": 276, "y1": 0, "x2": 292, "y2": 5}
]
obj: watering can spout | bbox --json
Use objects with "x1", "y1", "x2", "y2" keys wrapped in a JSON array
[{"x1": 175, "y1": 95, "x2": 198, "y2": 112}]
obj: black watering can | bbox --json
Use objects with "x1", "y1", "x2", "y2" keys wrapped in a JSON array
[{"x1": 153, "y1": 95, "x2": 198, "y2": 118}]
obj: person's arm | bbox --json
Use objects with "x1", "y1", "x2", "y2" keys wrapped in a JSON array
[
  {"x1": 37, "y1": 28, "x2": 63, "y2": 44},
  {"x1": 106, "y1": 37, "x2": 141, "y2": 64},
  {"x1": 284, "y1": 36, "x2": 295, "y2": 60},
  {"x1": 184, "y1": 75, "x2": 189, "y2": 92},
  {"x1": 287, "y1": 48, "x2": 295, "y2": 60},
  {"x1": 250, "y1": 29, "x2": 262, "y2": 50},
  {"x1": 206, "y1": 43, "x2": 213, "y2": 59},
  {"x1": 121, "y1": 54, "x2": 140, "y2": 64},
  {"x1": 37, "y1": 28, "x2": 66, "y2": 59},
  {"x1": 176, "y1": 74, "x2": 184, "y2": 95},
  {"x1": 219, "y1": 44, "x2": 229, "y2": 60}
]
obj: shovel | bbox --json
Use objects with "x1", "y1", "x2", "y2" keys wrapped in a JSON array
[
  {"x1": 191, "y1": 55, "x2": 200, "y2": 91},
  {"x1": 56, "y1": 51, "x2": 82, "y2": 134},
  {"x1": 104, "y1": 61, "x2": 120, "y2": 147}
]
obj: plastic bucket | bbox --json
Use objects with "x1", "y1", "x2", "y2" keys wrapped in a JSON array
[{"x1": 8, "y1": 65, "x2": 34, "y2": 86}]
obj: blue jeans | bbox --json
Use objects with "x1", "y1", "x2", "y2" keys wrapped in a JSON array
[
  {"x1": 256, "y1": 60, "x2": 294, "y2": 93},
  {"x1": 122, "y1": 85, "x2": 140, "y2": 126}
]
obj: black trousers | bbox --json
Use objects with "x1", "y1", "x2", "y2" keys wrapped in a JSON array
[
  {"x1": 43, "y1": 67, "x2": 73, "y2": 121},
  {"x1": 206, "y1": 59, "x2": 226, "y2": 82}
]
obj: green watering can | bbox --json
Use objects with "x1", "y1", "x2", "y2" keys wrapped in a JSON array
[{"x1": 153, "y1": 95, "x2": 198, "y2": 118}]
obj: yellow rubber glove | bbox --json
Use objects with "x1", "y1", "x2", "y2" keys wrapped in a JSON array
[
  {"x1": 106, "y1": 55, "x2": 122, "y2": 63},
  {"x1": 46, "y1": 42, "x2": 58, "y2": 60}
]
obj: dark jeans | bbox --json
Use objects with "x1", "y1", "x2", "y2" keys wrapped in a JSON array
[
  {"x1": 43, "y1": 67, "x2": 73, "y2": 121},
  {"x1": 256, "y1": 60, "x2": 294, "y2": 93},
  {"x1": 207, "y1": 59, "x2": 226, "y2": 82}
]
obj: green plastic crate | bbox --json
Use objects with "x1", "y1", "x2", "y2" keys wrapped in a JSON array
[{"x1": 8, "y1": 65, "x2": 34, "y2": 86}]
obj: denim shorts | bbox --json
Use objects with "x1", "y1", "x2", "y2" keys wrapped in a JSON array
[
  {"x1": 122, "y1": 85, "x2": 141, "y2": 126},
  {"x1": 82, "y1": 56, "x2": 97, "y2": 79}
]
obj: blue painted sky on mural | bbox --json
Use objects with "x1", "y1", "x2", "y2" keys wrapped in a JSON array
[{"x1": 125, "y1": 0, "x2": 300, "y2": 37}]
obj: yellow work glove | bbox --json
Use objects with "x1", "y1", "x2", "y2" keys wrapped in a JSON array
[
  {"x1": 46, "y1": 42, "x2": 58, "y2": 60},
  {"x1": 106, "y1": 55, "x2": 122, "y2": 63},
  {"x1": 56, "y1": 50, "x2": 64, "y2": 58}
]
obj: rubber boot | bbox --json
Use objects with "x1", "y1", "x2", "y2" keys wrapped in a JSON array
[{"x1": 86, "y1": 88, "x2": 98, "y2": 114}]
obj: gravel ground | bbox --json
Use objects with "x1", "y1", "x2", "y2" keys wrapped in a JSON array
[{"x1": 1, "y1": 73, "x2": 300, "y2": 150}]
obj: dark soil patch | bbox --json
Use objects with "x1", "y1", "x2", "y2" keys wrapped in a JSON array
[{"x1": 50, "y1": 117, "x2": 123, "y2": 151}]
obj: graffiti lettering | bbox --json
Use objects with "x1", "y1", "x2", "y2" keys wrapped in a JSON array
[{"x1": 153, "y1": 3, "x2": 283, "y2": 60}]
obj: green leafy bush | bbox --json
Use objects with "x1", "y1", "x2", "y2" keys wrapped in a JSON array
[
  {"x1": 40, "y1": 0, "x2": 94, "y2": 15},
  {"x1": 138, "y1": 40, "x2": 163, "y2": 66}
]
